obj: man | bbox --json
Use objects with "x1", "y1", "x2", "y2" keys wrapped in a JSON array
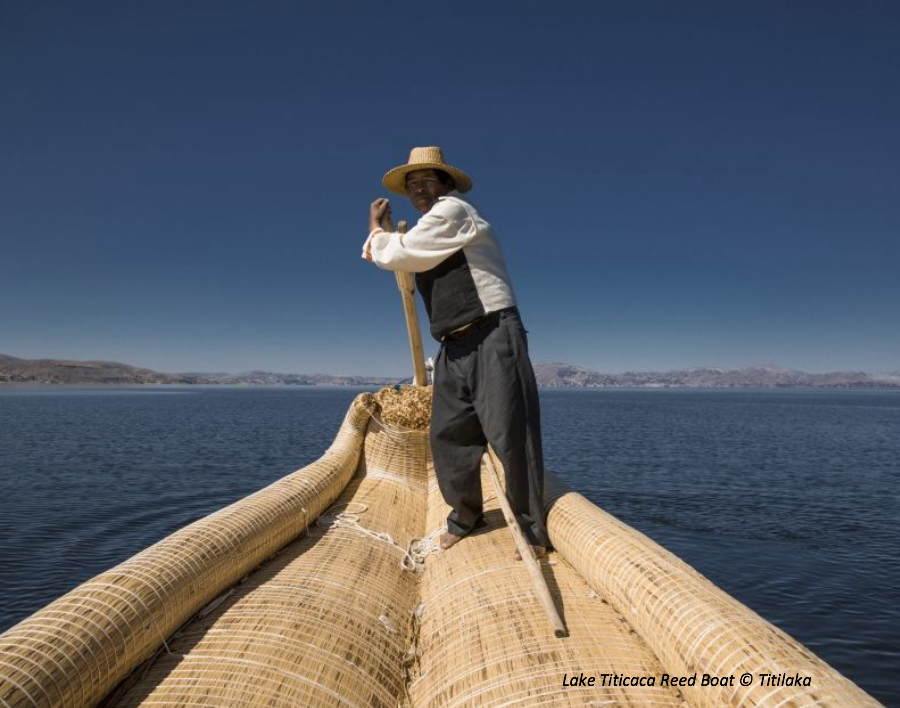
[{"x1": 362, "y1": 146, "x2": 549, "y2": 558}]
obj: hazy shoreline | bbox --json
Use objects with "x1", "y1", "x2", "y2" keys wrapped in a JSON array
[{"x1": 2, "y1": 352, "x2": 899, "y2": 390}]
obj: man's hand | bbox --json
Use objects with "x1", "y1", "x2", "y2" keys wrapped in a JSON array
[{"x1": 369, "y1": 197, "x2": 391, "y2": 233}]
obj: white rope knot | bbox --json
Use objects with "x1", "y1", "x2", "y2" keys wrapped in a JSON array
[
  {"x1": 314, "y1": 504, "x2": 445, "y2": 573},
  {"x1": 401, "y1": 526, "x2": 447, "y2": 573},
  {"x1": 314, "y1": 502, "x2": 369, "y2": 530},
  {"x1": 315, "y1": 503, "x2": 413, "y2": 566}
]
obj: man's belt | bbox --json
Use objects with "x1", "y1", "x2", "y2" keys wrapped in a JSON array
[{"x1": 441, "y1": 308, "x2": 516, "y2": 342}]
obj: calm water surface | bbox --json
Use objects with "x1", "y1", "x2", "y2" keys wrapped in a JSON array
[{"x1": 1, "y1": 386, "x2": 898, "y2": 704}]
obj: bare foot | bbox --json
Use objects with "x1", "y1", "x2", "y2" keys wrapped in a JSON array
[
  {"x1": 440, "y1": 532, "x2": 465, "y2": 550},
  {"x1": 514, "y1": 545, "x2": 547, "y2": 561}
]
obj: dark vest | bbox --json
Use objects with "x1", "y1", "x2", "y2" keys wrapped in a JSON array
[{"x1": 415, "y1": 250, "x2": 486, "y2": 342}]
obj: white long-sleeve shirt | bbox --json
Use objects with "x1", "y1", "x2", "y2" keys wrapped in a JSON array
[{"x1": 363, "y1": 193, "x2": 517, "y2": 339}]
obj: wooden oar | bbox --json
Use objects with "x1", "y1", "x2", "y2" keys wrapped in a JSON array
[
  {"x1": 485, "y1": 446, "x2": 567, "y2": 638},
  {"x1": 383, "y1": 216, "x2": 428, "y2": 387}
]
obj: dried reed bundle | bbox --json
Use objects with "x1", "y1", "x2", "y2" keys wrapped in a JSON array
[
  {"x1": 372, "y1": 384, "x2": 432, "y2": 431},
  {"x1": 543, "y1": 475, "x2": 880, "y2": 707},
  {"x1": 111, "y1": 416, "x2": 431, "y2": 708},
  {"x1": 0, "y1": 395, "x2": 374, "y2": 708}
]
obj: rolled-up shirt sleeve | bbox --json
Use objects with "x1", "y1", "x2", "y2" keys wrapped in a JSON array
[{"x1": 367, "y1": 198, "x2": 477, "y2": 273}]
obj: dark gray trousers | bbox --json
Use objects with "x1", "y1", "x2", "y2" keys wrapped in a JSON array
[{"x1": 431, "y1": 307, "x2": 550, "y2": 548}]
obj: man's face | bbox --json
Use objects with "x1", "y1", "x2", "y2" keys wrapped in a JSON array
[{"x1": 405, "y1": 169, "x2": 453, "y2": 213}]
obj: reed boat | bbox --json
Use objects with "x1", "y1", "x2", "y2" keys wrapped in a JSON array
[{"x1": 0, "y1": 391, "x2": 881, "y2": 707}]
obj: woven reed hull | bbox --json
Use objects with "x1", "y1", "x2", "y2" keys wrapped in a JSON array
[{"x1": 0, "y1": 394, "x2": 881, "y2": 707}]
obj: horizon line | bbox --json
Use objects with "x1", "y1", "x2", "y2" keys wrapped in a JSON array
[{"x1": 2, "y1": 352, "x2": 898, "y2": 379}]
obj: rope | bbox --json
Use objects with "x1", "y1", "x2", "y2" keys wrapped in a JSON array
[
  {"x1": 401, "y1": 526, "x2": 447, "y2": 573},
  {"x1": 313, "y1": 503, "x2": 445, "y2": 573},
  {"x1": 313, "y1": 503, "x2": 372, "y2": 533},
  {"x1": 313, "y1": 503, "x2": 406, "y2": 558}
]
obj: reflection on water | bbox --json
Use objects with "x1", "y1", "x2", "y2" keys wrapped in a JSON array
[{"x1": 1, "y1": 386, "x2": 897, "y2": 704}]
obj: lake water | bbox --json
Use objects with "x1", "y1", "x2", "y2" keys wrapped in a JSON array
[{"x1": 0, "y1": 386, "x2": 897, "y2": 705}]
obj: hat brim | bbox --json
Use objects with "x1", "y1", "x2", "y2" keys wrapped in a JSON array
[{"x1": 382, "y1": 162, "x2": 473, "y2": 196}]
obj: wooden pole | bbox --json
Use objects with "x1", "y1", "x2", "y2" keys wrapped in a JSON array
[
  {"x1": 382, "y1": 217, "x2": 428, "y2": 387},
  {"x1": 484, "y1": 446, "x2": 567, "y2": 638}
]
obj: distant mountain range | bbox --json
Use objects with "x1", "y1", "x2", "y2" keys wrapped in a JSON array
[
  {"x1": 0, "y1": 354, "x2": 397, "y2": 387},
  {"x1": 532, "y1": 362, "x2": 900, "y2": 389},
  {"x1": 2, "y1": 353, "x2": 898, "y2": 389}
]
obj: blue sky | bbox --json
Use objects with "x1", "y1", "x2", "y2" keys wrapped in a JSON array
[{"x1": 1, "y1": 1, "x2": 898, "y2": 376}]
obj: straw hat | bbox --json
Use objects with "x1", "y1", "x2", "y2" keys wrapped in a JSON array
[{"x1": 382, "y1": 146, "x2": 473, "y2": 196}]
